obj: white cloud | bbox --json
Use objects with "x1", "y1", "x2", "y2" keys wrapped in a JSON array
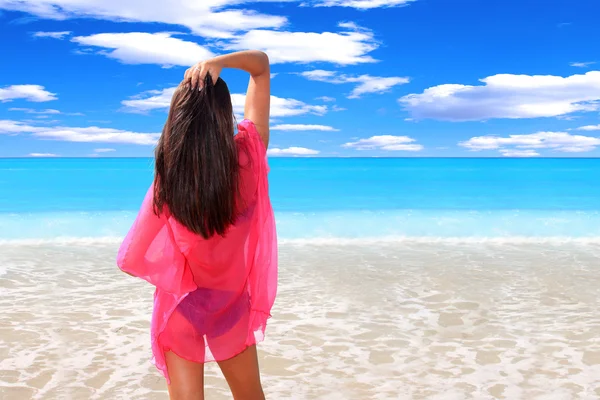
[
  {"x1": 121, "y1": 87, "x2": 176, "y2": 113},
  {"x1": 348, "y1": 76, "x2": 410, "y2": 98},
  {"x1": 22, "y1": 118, "x2": 62, "y2": 125},
  {"x1": 0, "y1": 85, "x2": 57, "y2": 102},
  {"x1": 33, "y1": 30, "x2": 71, "y2": 39},
  {"x1": 300, "y1": 69, "x2": 409, "y2": 98},
  {"x1": 29, "y1": 153, "x2": 58, "y2": 157},
  {"x1": 303, "y1": 0, "x2": 415, "y2": 9},
  {"x1": 0, "y1": 120, "x2": 37, "y2": 134},
  {"x1": 400, "y1": 71, "x2": 600, "y2": 121},
  {"x1": 0, "y1": 0, "x2": 287, "y2": 38},
  {"x1": 267, "y1": 147, "x2": 320, "y2": 156},
  {"x1": 233, "y1": 94, "x2": 328, "y2": 117},
  {"x1": 36, "y1": 127, "x2": 160, "y2": 145},
  {"x1": 343, "y1": 135, "x2": 423, "y2": 151},
  {"x1": 460, "y1": 131, "x2": 600, "y2": 154},
  {"x1": 302, "y1": 70, "x2": 336, "y2": 80},
  {"x1": 22, "y1": 11, "x2": 379, "y2": 67},
  {"x1": 271, "y1": 124, "x2": 339, "y2": 131},
  {"x1": 72, "y1": 32, "x2": 214, "y2": 67},
  {"x1": 316, "y1": 96, "x2": 336, "y2": 102},
  {"x1": 222, "y1": 22, "x2": 379, "y2": 65},
  {"x1": 9, "y1": 107, "x2": 61, "y2": 114},
  {"x1": 576, "y1": 124, "x2": 600, "y2": 131},
  {"x1": 570, "y1": 61, "x2": 595, "y2": 68},
  {"x1": 0, "y1": 120, "x2": 159, "y2": 145},
  {"x1": 94, "y1": 148, "x2": 116, "y2": 153},
  {"x1": 121, "y1": 87, "x2": 328, "y2": 118},
  {"x1": 499, "y1": 149, "x2": 540, "y2": 157}
]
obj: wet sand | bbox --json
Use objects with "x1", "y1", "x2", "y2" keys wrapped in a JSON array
[{"x1": 1, "y1": 242, "x2": 599, "y2": 399}]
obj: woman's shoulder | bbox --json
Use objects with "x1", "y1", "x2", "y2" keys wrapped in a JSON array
[
  {"x1": 237, "y1": 119, "x2": 258, "y2": 138},
  {"x1": 236, "y1": 119, "x2": 266, "y2": 156}
]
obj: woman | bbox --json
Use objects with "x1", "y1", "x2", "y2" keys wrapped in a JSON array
[{"x1": 117, "y1": 50, "x2": 277, "y2": 400}]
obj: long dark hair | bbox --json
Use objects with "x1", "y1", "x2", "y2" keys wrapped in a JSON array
[{"x1": 154, "y1": 75, "x2": 239, "y2": 239}]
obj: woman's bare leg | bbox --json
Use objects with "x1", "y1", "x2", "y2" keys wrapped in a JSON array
[
  {"x1": 217, "y1": 345, "x2": 265, "y2": 400},
  {"x1": 165, "y1": 351, "x2": 205, "y2": 400}
]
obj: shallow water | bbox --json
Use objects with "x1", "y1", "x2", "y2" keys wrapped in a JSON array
[{"x1": 1, "y1": 243, "x2": 599, "y2": 399}]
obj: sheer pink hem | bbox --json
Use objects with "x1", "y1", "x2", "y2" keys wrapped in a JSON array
[{"x1": 156, "y1": 309, "x2": 271, "y2": 384}]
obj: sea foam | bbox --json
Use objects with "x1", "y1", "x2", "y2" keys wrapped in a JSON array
[
  {"x1": 3, "y1": 209, "x2": 600, "y2": 242},
  {"x1": 2, "y1": 235, "x2": 600, "y2": 247}
]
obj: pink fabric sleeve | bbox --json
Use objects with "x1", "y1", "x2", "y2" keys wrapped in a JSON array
[
  {"x1": 238, "y1": 119, "x2": 278, "y2": 333},
  {"x1": 116, "y1": 185, "x2": 197, "y2": 296},
  {"x1": 238, "y1": 119, "x2": 267, "y2": 159}
]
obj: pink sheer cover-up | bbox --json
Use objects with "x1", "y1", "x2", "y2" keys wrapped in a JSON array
[{"x1": 116, "y1": 119, "x2": 278, "y2": 383}]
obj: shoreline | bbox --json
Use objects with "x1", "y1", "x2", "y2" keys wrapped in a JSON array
[{"x1": 3, "y1": 236, "x2": 600, "y2": 247}]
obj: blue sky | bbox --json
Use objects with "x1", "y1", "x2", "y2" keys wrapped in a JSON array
[{"x1": 1, "y1": 0, "x2": 600, "y2": 158}]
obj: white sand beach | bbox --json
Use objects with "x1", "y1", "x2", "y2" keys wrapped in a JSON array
[{"x1": 1, "y1": 242, "x2": 599, "y2": 399}]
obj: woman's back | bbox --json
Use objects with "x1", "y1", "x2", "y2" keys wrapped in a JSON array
[{"x1": 169, "y1": 119, "x2": 265, "y2": 291}]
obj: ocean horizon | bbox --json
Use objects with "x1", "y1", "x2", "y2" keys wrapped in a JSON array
[{"x1": 2, "y1": 157, "x2": 600, "y2": 242}]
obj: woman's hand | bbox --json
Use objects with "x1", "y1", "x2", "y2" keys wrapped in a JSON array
[
  {"x1": 183, "y1": 51, "x2": 271, "y2": 149},
  {"x1": 184, "y1": 59, "x2": 223, "y2": 89}
]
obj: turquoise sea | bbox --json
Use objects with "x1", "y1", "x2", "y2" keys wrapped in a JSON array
[{"x1": 2, "y1": 157, "x2": 600, "y2": 242}]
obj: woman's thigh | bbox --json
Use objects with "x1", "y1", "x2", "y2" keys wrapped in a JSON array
[
  {"x1": 165, "y1": 350, "x2": 205, "y2": 400},
  {"x1": 217, "y1": 345, "x2": 264, "y2": 400}
]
